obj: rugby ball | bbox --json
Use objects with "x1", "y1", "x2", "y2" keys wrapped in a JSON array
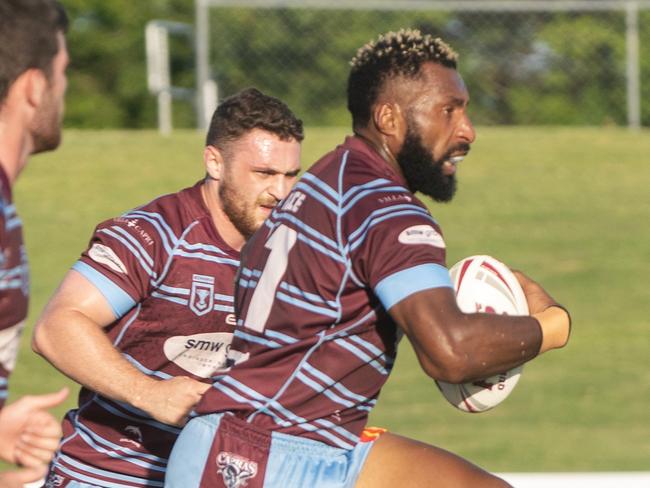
[{"x1": 436, "y1": 255, "x2": 529, "y2": 413}]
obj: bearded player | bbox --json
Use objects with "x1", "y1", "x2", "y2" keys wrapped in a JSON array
[
  {"x1": 0, "y1": 1, "x2": 71, "y2": 485},
  {"x1": 32, "y1": 88, "x2": 303, "y2": 487},
  {"x1": 165, "y1": 30, "x2": 571, "y2": 488}
]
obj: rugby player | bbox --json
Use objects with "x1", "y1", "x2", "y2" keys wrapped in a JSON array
[
  {"x1": 32, "y1": 88, "x2": 303, "y2": 487},
  {"x1": 165, "y1": 30, "x2": 571, "y2": 488},
  {"x1": 0, "y1": 0, "x2": 70, "y2": 485}
]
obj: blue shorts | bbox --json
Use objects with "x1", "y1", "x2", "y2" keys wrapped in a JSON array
[{"x1": 165, "y1": 413, "x2": 374, "y2": 488}]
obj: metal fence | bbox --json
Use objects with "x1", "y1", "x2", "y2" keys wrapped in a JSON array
[{"x1": 190, "y1": 0, "x2": 650, "y2": 129}]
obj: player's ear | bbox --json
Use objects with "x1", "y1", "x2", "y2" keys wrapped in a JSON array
[
  {"x1": 24, "y1": 68, "x2": 48, "y2": 109},
  {"x1": 6, "y1": 68, "x2": 47, "y2": 113},
  {"x1": 204, "y1": 145, "x2": 225, "y2": 181},
  {"x1": 373, "y1": 101, "x2": 406, "y2": 139}
]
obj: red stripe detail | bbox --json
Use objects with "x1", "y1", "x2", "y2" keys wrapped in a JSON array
[
  {"x1": 456, "y1": 258, "x2": 474, "y2": 296},
  {"x1": 481, "y1": 260, "x2": 514, "y2": 295}
]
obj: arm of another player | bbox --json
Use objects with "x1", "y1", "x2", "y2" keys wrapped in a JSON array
[
  {"x1": 387, "y1": 271, "x2": 570, "y2": 384},
  {"x1": 32, "y1": 270, "x2": 210, "y2": 427}
]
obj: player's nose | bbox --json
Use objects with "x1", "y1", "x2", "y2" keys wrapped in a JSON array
[{"x1": 458, "y1": 113, "x2": 476, "y2": 144}]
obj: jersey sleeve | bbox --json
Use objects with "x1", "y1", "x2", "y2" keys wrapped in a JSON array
[
  {"x1": 345, "y1": 189, "x2": 452, "y2": 311},
  {"x1": 74, "y1": 212, "x2": 172, "y2": 319}
]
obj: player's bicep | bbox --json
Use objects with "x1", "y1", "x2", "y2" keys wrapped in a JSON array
[
  {"x1": 40, "y1": 269, "x2": 118, "y2": 328},
  {"x1": 387, "y1": 286, "x2": 468, "y2": 381}
]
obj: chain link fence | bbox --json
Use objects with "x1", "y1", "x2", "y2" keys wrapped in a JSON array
[{"x1": 194, "y1": 0, "x2": 649, "y2": 127}]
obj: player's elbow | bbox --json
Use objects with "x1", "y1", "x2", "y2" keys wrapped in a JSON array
[
  {"x1": 417, "y1": 330, "x2": 477, "y2": 384},
  {"x1": 31, "y1": 316, "x2": 57, "y2": 358}
]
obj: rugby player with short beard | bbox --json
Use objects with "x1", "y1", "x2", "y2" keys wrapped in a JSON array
[
  {"x1": 32, "y1": 88, "x2": 303, "y2": 487},
  {"x1": 0, "y1": 1, "x2": 70, "y2": 486}
]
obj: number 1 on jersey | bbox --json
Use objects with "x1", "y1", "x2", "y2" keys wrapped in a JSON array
[{"x1": 242, "y1": 224, "x2": 298, "y2": 333}]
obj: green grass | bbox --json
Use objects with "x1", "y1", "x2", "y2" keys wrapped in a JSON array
[{"x1": 4, "y1": 127, "x2": 650, "y2": 473}]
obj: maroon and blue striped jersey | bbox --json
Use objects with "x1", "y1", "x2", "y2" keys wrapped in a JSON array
[
  {"x1": 194, "y1": 136, "x2": 453, "y2": 449},
  {"x1": 49, "y1": 182, "x2": 242, "y2": 487},
  {"x1": 0, "y1": 165, "x2": 29, "y2": 409}
]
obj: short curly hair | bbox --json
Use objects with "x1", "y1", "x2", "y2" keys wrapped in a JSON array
[
  {"x1": 347, "y1": 29, "x2": 458, "y2": 129},
  {"x1": 206, "y1": 87, "x2": 304, "y2": 149}
]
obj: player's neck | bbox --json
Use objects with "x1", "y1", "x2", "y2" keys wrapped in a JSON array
[
  {"x1": 353, "y1": 129, "x2": 403, "y2": 176},
  {"x1": 0, "y1": 117, "x2": 33, "y2": 186}
]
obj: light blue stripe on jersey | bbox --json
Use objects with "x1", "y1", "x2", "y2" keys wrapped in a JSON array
[
  {"x1": 0, "y1": 391, "x2": 7, "y2": 400},
  {"x1": 73, "y1": 262, "x2": 135, "y2": 318},
  {"x1": 300, "y1": 172, "x2": 339, "y2": 200},
  {"x1": 93, "y1": 397, "x2": 180, "y2": 435},
  {"x1": 74, "y1": 423, "x2": 166, "y2": 471},
  {"x1": 123, "y1": 354, "x2": 173, "y2": 380},
  {"x1": 109, "y1": 226, "x2": 154, "y2": 267},
  {"x1": 0, "y1": 378, "x2": 7, "y2": 387},
  {"x1": 97, "y1": 228, "x2": 156, "y2": 278},
  {"x1": 342, "y1": 185, "x2": 411, "y2": 215},
  {"x1": 178, "y1": 240, "x2": 232, "y2": 257},
  {"x1": 271, "y1": 211, "x2": 339, "y2": 250},
  {"x1": 296, "y1": 372, "x2": 355, "y2": 409},
  {"x1": 349, "y1": 209, "x2": 434, "y2": 252},
  {"x1": 374, "y1": 263, "x2": 452, "y2": 311},
  {"x1": 276, "y1": 291, "x2": 339, "y2": 318},
  {"x1": 292, "y1": 181, "x2": 339, "y2": 213},
  {"x1": 333, "y1": 339, "x2": 389, "y2": 376},
  {"x1": 341, "y1": 177, "x2": 392, "y2": 204},
  {"x1": 5, "y1": 216, "x2": 21, "y2": 231},
  {"x1": 296, "y1": 233, "x2": 346, "y2": 264},
  {"x1": 264, "y1": 329, "x2": 298, "y2": 344},
  {"x1": 76, "y1": 420, "x2": 166, "y2": 464},
  {"x1": 234, "y1": 330, "x2": 283, "y2": 349},
  {"x1": 280, "y1": 282, "x2": 338, "y2": 308},
  {"x1": 348, "y1": 203, "x2": 431, "y2": 243},
  {"x1": 173, "y1": 249, "x2": 239, "y2": 267},
  {"x1": 126, "y1": 210, "x2": 178, "y2": 256},
  {"x1": 56, "y1": 453, "x2": 163, "y2": 487}
]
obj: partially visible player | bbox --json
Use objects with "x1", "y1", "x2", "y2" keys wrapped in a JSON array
[
  {"x1": 0, "y1": 0, "x2": 70, "y2": 485},
  {"x1": 165, "y1": 30, "x2": 570, "y2": 488},
  {"x1": 32, "y1": 88, "x2": 303, "y2": 487}
]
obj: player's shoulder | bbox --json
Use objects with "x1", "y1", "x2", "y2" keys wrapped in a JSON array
[{"x1": 93, "y1": 184, "x2": 202, "y2": 249}]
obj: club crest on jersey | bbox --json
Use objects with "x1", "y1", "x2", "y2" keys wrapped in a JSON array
[
  {"x1": 216, "y1": 451, "x2": 258, "y2": 488},
  {"x1": 190, "y1": 274, "x2": 215, "y2": 316}
]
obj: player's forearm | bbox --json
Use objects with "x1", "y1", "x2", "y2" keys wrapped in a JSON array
[
  {"x1": 32, "y1": 310, "x2": 156, "y2": 408},
  {"x1": 408, "y1": 311, "x2": 544, "y2": 384}
]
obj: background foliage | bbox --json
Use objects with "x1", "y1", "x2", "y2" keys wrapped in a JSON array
[{"x1": 58, "y1": 1, "x2": 650, "y2": 128}]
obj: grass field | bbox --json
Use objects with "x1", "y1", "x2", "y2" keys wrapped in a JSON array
[{"x1": 3, "y1": 127, "x2": 650, "y2": 474}]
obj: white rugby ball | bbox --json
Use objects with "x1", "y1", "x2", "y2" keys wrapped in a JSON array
[{"x1": 436, "y1": 255, "x2": 529, "y2": 413}]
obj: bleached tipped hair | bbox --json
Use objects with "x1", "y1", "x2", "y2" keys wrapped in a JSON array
[{"x1": 347, "y1": 29, "x2": 458, "y2": 128}]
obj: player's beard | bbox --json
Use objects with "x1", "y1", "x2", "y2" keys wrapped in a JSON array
[
  {"x1": 30, "y1": 87, "x2": 63, "y2": 154},
  {"x1": 219, "y1": 177, "x2": 276, "y2": 240},
  {"x1": 396, "y1": 122, "x2": 458, "y2": 203}
]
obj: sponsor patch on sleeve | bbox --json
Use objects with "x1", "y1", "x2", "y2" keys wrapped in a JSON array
[
  {"x1": 397, "y1": 225, "x2": 446, "y2": 248},
  {"x1": 88, "y1": 243, "x2": 129, "y2": 274}
]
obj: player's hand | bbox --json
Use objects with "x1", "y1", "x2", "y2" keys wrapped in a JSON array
[
  {"x1": 512, "y1": 270, "x2": 571, "y2": 352},
  {"x1": 511, "y1": 269, "x2": 559, "y2": 314},
  {"x1": 0, "y1": 387, "x2": 68, "y2": 466},
  {"x1": 135, "y1": 376, "x2": 211, "y2": 427},
  {"x1": 0, "y1": 464, "x2": 48, "y2": 488}
]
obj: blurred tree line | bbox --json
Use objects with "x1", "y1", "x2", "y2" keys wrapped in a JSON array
[{"x1": 60, "y1": 1, "x2": 649, "y2": 128}]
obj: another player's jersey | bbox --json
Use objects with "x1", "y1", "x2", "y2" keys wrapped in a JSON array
[
  {"x1": 0, "y1": 165, "x2": 28, "y2": 409},
  {"x1": 50, "y1": 182, "x2": 241, "y2": 487},
  {"x1": 195, "y1": 136, "x2": 453, "y2": 449}
]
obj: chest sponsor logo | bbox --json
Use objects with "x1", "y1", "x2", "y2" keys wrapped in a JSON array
[
  {"x1": 216, "y1": 451, "x2": 258, "y2": 488},
  {"x1": 398, "y1": 225, "x2": 446, "y2": 249},
  {"x1": 190, "y1": 274, "x2": 215, "y2": 316},
  {"x1": 163, "y1": 332, "x2": 246, "y2": 377},
  {"x1": 88, "y1": 243, "x2": 128, "y2": 274}
]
